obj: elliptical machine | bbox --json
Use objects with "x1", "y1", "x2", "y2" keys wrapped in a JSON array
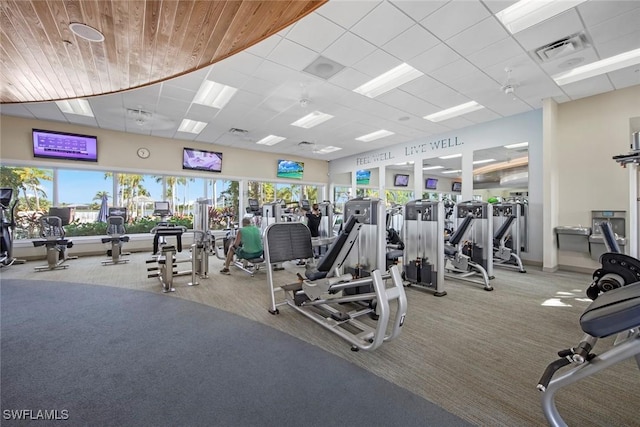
[{"x1": 0, "y1": 187, "x2": 25, "y2": 268}]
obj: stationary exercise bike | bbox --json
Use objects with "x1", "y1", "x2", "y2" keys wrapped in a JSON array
[{"x1": 0, "y1": 187, "x2": 25, "y2": 268}]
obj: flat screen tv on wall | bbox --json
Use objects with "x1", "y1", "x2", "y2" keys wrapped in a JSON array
[
  {"x1": 425, "y1": 178, "x2": 438, "y2": 190},
  {"x1": 183, "y1": 147, "x2": 223, "y2": 173},
  {"x1": 277, "y1": 160, "x2": 304, "y2": 180},
  {"x1": 32, "y1": 129, "x2": 98, "y2": 162},
  {"x1": 394, "y1": 174, "x2": 409, "y2": 187},
  {"x1": 452, "y1": 181, "x2": 462, "y2": 192},
  {"x1": 356, "y1": 169, "x2": 371, "y2": 185}
]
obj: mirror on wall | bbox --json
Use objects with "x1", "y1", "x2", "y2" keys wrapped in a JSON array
[{"x1": 421, "y1": 154, "x2": 462, "y2": 199}]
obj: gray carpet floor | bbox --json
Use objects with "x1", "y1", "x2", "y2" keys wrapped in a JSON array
[{"x1": 1, "y1": 279, "x2": 472, "y2": 427}]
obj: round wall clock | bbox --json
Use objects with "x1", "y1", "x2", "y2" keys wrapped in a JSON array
[{"x1": 137, "y1": 147, "x2": 150, "y2": 159}]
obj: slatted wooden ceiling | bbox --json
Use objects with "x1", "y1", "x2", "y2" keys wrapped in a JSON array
[{"x1": 0, "y1": 0, "x2": 327, "y2": 104}]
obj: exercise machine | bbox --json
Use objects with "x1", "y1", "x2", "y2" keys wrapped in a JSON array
[
  {"x1": 101, "y1": 207, "x2": 130, "y2": 265},
  {"x1": 341, "y1": 197, "x2": 387, "y2": 278},
  {"x1": 613, "y1": 132, "x2": 640, "y2": 257},
  {"x1": 492, "y1": 203, "x2": 526, "y2": 273},
  {"x1": 0, "y1": 188, "x2": 25, "y2": 268},
  {"x1": 214, "y1": 216, "x2": 265, "y2": 277},
  {"x1": 537, "y1": 246, "x2": 640, "y2": 426},
  {"x1": 32, "y1": 208, "x2": 77, "y2": 271},
  {"x1": 402, "y1": 200, "x2": 446, "y2": 296},
  {"x1": 444, "y1": 210, "x2": 492, "y2": 291},
  {"x1": 264, "y1": 220, "x2": 407, "y2": 352}
]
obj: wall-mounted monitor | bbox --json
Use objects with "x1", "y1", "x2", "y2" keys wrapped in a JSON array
[
  {"x1": 277, "y1": 159, "x2": 304, "y2": 180},
  {"x1": 394, "y1": 174, "x2": 409, "y2": 187},
  {"x1": 33, "y1": 129, "x2": 98, "y2": 162},
  {"x1": 356, "y1": 169, "x2": 371, "y2": 185},
  {"x1": 452, "y1": 181, "x2": 462, "y2": 192},
  {"x1": 183, "y1": 147, "x2": 223, "y2": 173},
  {"x1": 425, "y1": 178, "x2": 438, "y2": 190}
]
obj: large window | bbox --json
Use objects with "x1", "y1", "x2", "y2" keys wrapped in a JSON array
[{"x1": 58, "y1": 169, "x2": 113, "y2": 223}]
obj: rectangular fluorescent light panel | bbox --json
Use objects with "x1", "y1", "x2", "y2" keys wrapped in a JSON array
[
  {"x1": 356, "y1": 130, "x2": 395, "y2": 142},
  {"x1": 193, "y1": 80, "x2": 238, "y2": 109},
  {"x1": 424, "y1": 101, "x2": 484, "y2": 122},
  {"x1": 504, "y1": 142, "x2": 529, "y2": 149},
  {"x1": 353, "y1": 63, "x2": 423, "y2": 98},
  {"x1": 442, "y1": 169, "x2": 462, "y2": 174},
  {"x1": 422, "y1": 165, "x2": 444, "y2": 171},
  {"x1": 178, "y1": 119, "x2": 207, "y2": 134},
  {"x1": 473, "y1": 159, "x2": 496, "y2": 165},
  {"x1": 553, "y1": 48, "x2": 640, "y2": 86},
  {"x1": 256, "y1": 135, "x2": 286, "y2": 146},
  {"x1": 55, "y1": 99, "x2": 94, "y2": 117},
  {"x1": 314, "y1": 146, "x2": 342, "y2": 154},
  {"x1": 439, "y1": 153, "x2": 462, "y2": 159},
  {"x1": 291, "y1": 111, "x2": 334, "y2": 129},
  {"x1": 496, "y1": 0, "x2": 588, "y2": 34}
]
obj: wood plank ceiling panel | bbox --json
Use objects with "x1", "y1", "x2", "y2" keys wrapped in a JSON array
[{"x1": 0, "y1": 0, "x2": 327, "y2": 104}]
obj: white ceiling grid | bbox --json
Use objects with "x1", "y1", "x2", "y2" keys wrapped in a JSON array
[{"x1": 1, "y1": 0, "x2": 639, "y2": 178}]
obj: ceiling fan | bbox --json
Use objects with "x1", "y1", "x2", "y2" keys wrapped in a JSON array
[{"x1": 500, "y1": 67, "x2": 520, "y2": 100}]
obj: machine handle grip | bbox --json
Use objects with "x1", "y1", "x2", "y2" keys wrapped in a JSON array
[{"x1": 537, "y1": 357, "x2": 572, "y2": 392}]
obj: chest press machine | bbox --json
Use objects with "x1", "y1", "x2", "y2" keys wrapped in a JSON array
[
  {"x1": 264, "y1": 217, "x2": 407, "y2": 352},
  {"x1": 537, "y1": 221, "x2": 640, "y2": 426}
]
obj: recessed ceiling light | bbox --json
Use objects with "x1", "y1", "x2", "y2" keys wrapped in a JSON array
[
  {"x1": 313, "y1": 146, "x2": 342, "y2": 154},
  {"x1": 496, "y1": 0, "x2": 588, "y2": 34},
  {"x1": 291, "y1": 111, "x2": 334, "y2": 129},
  {"x1": 55, "y1": 99, "x2": 94, "y2": 117},
  {"x1": 356, "y1": 130, "x2": 395, "y2": 142},
  {"x1": 439, "y1": 153, "x2": 462, "y2": 159},
  {"x1": 69, "y1": 23, "x2": 104, "y2": 42},
  {"x1": 441, "y1": 169, "x2": 462, "y2": 174},
  {"x1": 504, "y1": 142, "x2": 529, "y2": 149},
  {"x1": 424, "y1": 101, "x2": 484, "y2": 122},
  {"x1": 178, "y1": 119, "x2": 207, "y2": 134},
  {"x1": 422, "y1": 165, "x2": 444, "y2": 171},
  {"x1": 353, "y1": 63, "x2": 423, "y2": 98},
  {"x1": 256, "y1": 135, "x2": 286, "y2": 146},
  {"x1": 193, "y1": 80, "x2": 238, "y2": 109},
  {"x1": 473, "y1": 158, "x2": 496, "y2": 165},
  {"x1": 553, "y1": 48, "x2": 640, "y2": 86}
]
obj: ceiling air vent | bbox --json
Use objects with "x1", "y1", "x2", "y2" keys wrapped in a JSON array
[
  {"x1": 298, "y1": 141, "x2": 315, "y2": 147},
  {"x1": 303, "y1": 56, "x2": 345, "y2": 80},
  {"x1": 228, "y1": 128, "x2": 248, "y2": 135},
  {"x1": 533, "y1": 32, "x2": 589, "y2": 63}
]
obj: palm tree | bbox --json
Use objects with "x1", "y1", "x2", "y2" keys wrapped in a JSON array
[
  {"x1": 93, "y1": 191, "x2": 110, "y2": 201},
  {"x1": 17, "y1": 167, "x2": 52, "y2": 211}
]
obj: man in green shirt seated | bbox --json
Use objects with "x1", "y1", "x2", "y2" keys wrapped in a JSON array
[{"x1": 220, "y1": 217, "x2": 263, "y2": 275}]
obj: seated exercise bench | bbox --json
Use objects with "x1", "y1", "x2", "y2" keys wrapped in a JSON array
[
  {"x1": 264, "y1": 220, "x2": 407, "y2": 352},
  {"x1": 32, "y1": 215, "x2": 76, "y2": 272},
  {"x1": 443, "y1": 213, "x2": 492, "y2": 291},
  {"x1": 492, "y1": 215, "x2": 526, "y2": 273}
]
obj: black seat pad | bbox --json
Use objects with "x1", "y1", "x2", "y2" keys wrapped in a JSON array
[
  {"x1": 580, "y1": 282, "x2": 640, "y2": 338},
  {"x1": 386, "y1": 250, "x2": 403, "y2": 260},
  {"x1": 444, "y1": 246, "x2": 457, "y2": 256}
]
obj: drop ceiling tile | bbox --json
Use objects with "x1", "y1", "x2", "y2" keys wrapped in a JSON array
[
  {"x1": 466, "y1": 37, "x2": 525, "y2": 69},
  {"x1": 559, "y1": 74, "x2": 615, "y2": 100},
  {"x1": 165, "y1": 67, "x2": 210, "y2": 92},
  {"x1": 578, "y1": 0, "x2": 640, "y2": 27},
  {"x1": 594, "y1": 31, "x2": 640, "y2": 58},
  {"x1": 151, "y1": 129, "x2": 179, "y2": 139},
  {"x1": 377, "y1": 90, "x2": 439, "y2": 117},
  {"x1": 481, "y1": 0, "x2": 519, "y2": 14},
  {"x1": 421, "y1": 85, "x2": 471, "y2": 110},
  {"x1": 246, "y1": 34, "x2": 282, "y2": 58},
  {"x1": 328, "y1": 67, "x2": 371, "y2": 90},
  {"x1": 382, "y1": 24, "x2": 440, "y2": 61},
  {"x1": 241, "y1": 76, "x2": 279, "y2": 97},
  {"x1": 0, "y1": 103, "x2": 34, "y2": 118},
  {"x1": 538, "y1": 48, "x2": 599, "y2": 76},
  {"x1": 315, "y1": 1, "x2": 381, "y2": 29},
  {"x1": 464, "y1": 108, "x2": 502, "y2": 124},
  {"x1": 483, "y1": 53, "x2": 540, "y2": 83},
  {"x1": 253, "y1": 60, "x2": 302, "y2": 83},
  {"x1": 24, "y1": 103, "x2": 67, "y2": 122},
  {"x1": 286, "y1": 13, "x2": 346, "y2": 53},
  {"x1": 420, "y1": 0, "x2": 490, "y2": 41},
  {"x1": 322, "y1": 32, "x2": 377, "y2": 67},
  {"x1": 267, "y1": 38, "x2": 319, "y2": 71},
  {"x1": 410, "y1": 43, "x2": 461, "y2": 74},
  {"x1": 513, "y1": 9, "x2": 584, "y2": 51},
  {"x1": 428, "y1": 59, "x2": 479, "y2": 84},
  {"x1": 447, "y1": 70, "x2": 500, "y2": 95},
  {"x1": 62, "y1": 115, "x2": 98, "y2": 128},
  {"x1": 446, "y1": 17, "x2": 509, "y2": 57},
  {"x1": 155, "y1": 99, "x2": 190, "y2": 117},
  {"x1": 159, "y1": 84, "x2": 196, "y2": 103},
  {"x1": 588, "y1": 7, "x2": 640, "y2": 46},
  {"x1": 351, "y1": 49, "x2": 403, "y2": 79},
  {"x1": 122, "y1": 85, "x2": 161, "y2": 108},
  {"x1": 389, "y1": 0, "x2": 449, "y2": 22},
  {"x1": 206, "y1": 67, "x2": 251, "y2": 89},
  {"x1": 552, "y1": 94, "x2": 572, "y2": 104},
  {"x1": 186, "y1": 103, "x2": 221, "y2": 122},
  {"x1": 350, "y1": 1, "x2": 414, "y2": 46},
  {"x1": 481, "y1": 97, "x2": 533, "y2": 116},
  {"x1": 608, "y1": 66, "x2": 640, "y2": 90},
  {"x1": 431, "y1": 115, "x2": 475, "y2": 130}
]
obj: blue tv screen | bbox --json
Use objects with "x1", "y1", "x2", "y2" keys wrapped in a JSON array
[
  {"x1": 277, "y1": 159, "x2": 304, "y2": 180},
  {"x1": 356, "y1": 169, "x2": 371, "y2": 185},
  {"x1": 394, "y1": 174, "x2": 409, "y2": 187},
  {"x1": 425, "y1": 178, "x2": 438, "y2": 190}
]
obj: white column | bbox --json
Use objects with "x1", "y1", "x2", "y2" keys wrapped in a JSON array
[
  {"x1": 238, "y1": 179, "x2": 246, "y2": 221},
  {"x1": 378, "y1": 164, "x2": 386, "y2": 202},
  {"x1": 52, "y1": 169, "x2": 59, "y2": 206},
  {"x1": 414, "y1": 161, "x2": 422, "y2": 200},
  {"x1": 542, "y1": 98, "x2": 559, "y2": 271},
  {"x1": 350, "y1": 171, "x2": 357, "y2": 199},
  {"x1": 461, "y1": 152, "x2": 473, "y2": 201}
]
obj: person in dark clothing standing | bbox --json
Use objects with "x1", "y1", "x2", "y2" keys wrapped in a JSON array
[{"x1": 306, "y1": 203, "x2": 322, "y2": 237}]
